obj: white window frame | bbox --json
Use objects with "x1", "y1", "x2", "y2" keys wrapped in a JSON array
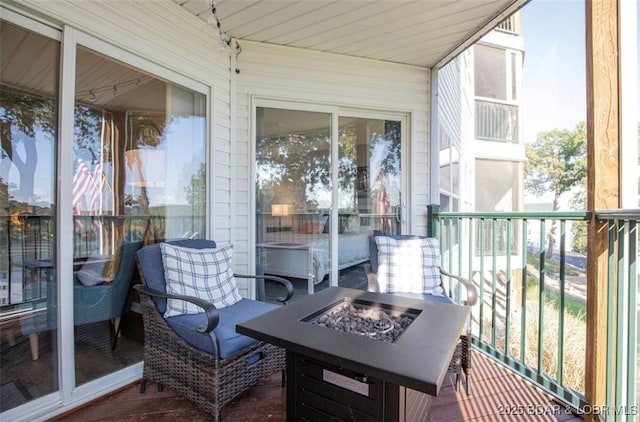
[{"x1": 474, "y1": 43, "x2": 522, "y2": 106}]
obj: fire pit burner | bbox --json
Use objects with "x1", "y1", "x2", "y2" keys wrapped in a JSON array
[{"x1": 305, "y1": 300, "x2": 417, "y2": 343}]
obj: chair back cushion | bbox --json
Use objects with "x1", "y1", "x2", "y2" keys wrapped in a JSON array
[
  {"x1": 162, "y1": 243, "x2": 242, "y2": 318},
  {"x1": 374, "y1": 236, "x2": 442, "y2": 295},
  {"x1": 369, "y1": 232, "x2": 423, "y2": 273},
  {"x1": 137, "y1": 239, "x2": 217, "y2": 314}
]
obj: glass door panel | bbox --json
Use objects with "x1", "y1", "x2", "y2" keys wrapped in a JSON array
[
  {"x1": 338, "y1": 117, "x2": 402, "y2": 235},
  {"x1": 256, "y1": 107, "x2": 332, "y2": 295},
  {"x1": 72, "y1": 46, "x2": 206, "y2": 386},
  {"x1": 337, "y1": 117, "x2": 402, "y2": 287},
  {"x1": 0, "y1": 20, "x2": 60, "y2": 410}
]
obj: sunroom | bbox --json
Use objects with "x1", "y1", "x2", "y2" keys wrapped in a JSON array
[{"x1": 0, "y1": 0, "x2": 637, "y2": 421}]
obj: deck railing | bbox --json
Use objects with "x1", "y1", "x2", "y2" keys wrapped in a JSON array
[
  {"x1": 0, "y1": 213, "x2": 203, "y2": 308},
  {"x1": 596, "y1": 210, "x2": 638, "y2": 421},
  {"x1": 475, "y1": 100, "x2": 519, "y2": 143},
  {"x1": 429, "y1": 206, "x2": 639, "y2": 419}
]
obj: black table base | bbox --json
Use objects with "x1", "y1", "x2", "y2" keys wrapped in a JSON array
[{"x1": 286, "y1": 352, "x2": 431, "y2": 422}]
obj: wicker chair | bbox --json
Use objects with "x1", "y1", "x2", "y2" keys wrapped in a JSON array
[
  {"x1": 134, "y1": 239, "x2": 294, "y2": 421},
  {"x1": 364, "y1": 234, "x2": 478, "y2": 395}
]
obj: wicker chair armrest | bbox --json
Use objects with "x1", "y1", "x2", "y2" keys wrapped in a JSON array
[
  {"x1": 439, "y1": 268, "x2": 478, "y2": 307},
  {"x1": 134, "y1": 284, "x2": 219, "y2": 333},
  {"x1": 234, "y1": 273, "x2": 294, "y2": 304}
]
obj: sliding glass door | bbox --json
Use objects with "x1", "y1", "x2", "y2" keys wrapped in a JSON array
[
  {"x1": 336, "y1": 116, "x2": 403, "y2": 289},
  {"x1": 1, "y1": 12, "x2": 208, "y2": 415},
  {"x1": 338, "y1": 116, "x2": 402, "y2": 235},
  {"x1": 0, "y1": 18, "x2": 60, "y2": 410},
  {"x1": 255, "y1": 105, "x2": 405, "y2": 296},
  {"x1": 255, "y1": 107, "x2": 332, "y2": 292},
  {"x1": 71, "y1": 46, "x2": 207, "y2": 386}
]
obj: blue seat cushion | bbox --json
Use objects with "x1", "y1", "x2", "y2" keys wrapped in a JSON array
[
  {"x1": 392, "y1": 292, "x2": 454, "y2": 304},
  {"x1": 165, "y1": 298, "x2": 279, "y2": 358}
]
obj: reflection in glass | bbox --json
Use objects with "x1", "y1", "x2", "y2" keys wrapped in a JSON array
[
  {"x1": 255, "y1": 108, "x2": 332, "y2": 288},
  {"x1": 0, "y1": 20, "x2": 60, "y2": 410},
  {"x1": 338, "y1": 117, "x2": 401, "y2": 235},
  {"x1": 70, "y1": 47, "x2": 207, "y2": 386}
]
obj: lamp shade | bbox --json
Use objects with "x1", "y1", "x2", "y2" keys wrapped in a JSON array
[
  {"x1": 125, "y1": 149, "x2": 165, "y2": 187},
  {"x1": 271, "y1": 203, "x2": 290, "y2": 217}
]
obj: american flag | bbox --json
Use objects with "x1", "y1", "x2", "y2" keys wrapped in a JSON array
[
  {"x1": 89, "y1": 161, "x2": 105, "y2": 214},
  {"x1": 72, "y1": 159, "x2": 92, "y2": 214}
]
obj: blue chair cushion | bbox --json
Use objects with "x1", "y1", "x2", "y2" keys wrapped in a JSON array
[
  {"x1": 392, "y1": 292, "x2": 470, "y2": 330},
  {"x1": 165, "y1": 298, "x2": 279, "y2": 358},
  {"x1": 392, "y1": 292, "x2": 454, "y2": 304}
]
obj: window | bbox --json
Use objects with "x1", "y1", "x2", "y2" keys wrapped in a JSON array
[
  {"x1": 1, "y1": 18, "x2": 61, "y2": 408},
  {"x1": 72, "y1": 46, "x2": 207, "y2": 386},
  {"x1": 475, "y1": 45, "x2": 507, "y2": 100}
]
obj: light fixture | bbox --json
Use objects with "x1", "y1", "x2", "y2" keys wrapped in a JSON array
[
  {"x1": 271, "y1": 203, "x2": 290, "y2": 232},
  {"x1": 271, "y1": 204, "x2": 290, "y2": 217},
  {"x1": 208, "y1": 0, "x2": 233, "y2": 54},
  {"x1": 76, "y1": 76, "x2": 151, "y2": 101}
]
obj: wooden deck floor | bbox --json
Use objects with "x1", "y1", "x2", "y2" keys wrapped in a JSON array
[{"x1": 50, "y1": 350, "x2": 583, "y2": 421}]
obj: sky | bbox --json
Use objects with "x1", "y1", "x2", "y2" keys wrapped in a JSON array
[
  {"x1": 519, "y1": 0, "x2": 639, "y2": 207},
  {"x1": 520, "y1": 0, "x2": 587, "y2": 143},
  {"x1": 521, "y1": 0, "x2": 639, "y2": 143}
]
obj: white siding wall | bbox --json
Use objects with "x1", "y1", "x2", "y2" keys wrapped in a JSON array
[
  {"x1": 13, "y1": 0, "x2": 238, "y2": 281},
  {"x1": 459, "y1": 50, "x2": 476, "y2": 212},
  {"x1": 438, "y1": 58, "x2": 463, "y2": 149},
  {"x1": 235, "y1": 41, "x2": 431, "y2": 289},
  {"x1": 438, "y1": 51, "x2": 476, "y2": 212}
]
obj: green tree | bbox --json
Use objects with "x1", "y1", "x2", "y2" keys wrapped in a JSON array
[
  {"x1": 1, "y1": 89, "x2": 55, "y2": 202},
  {"x1": 568, "y1": 187, "x2": 587, "y2": 255},
  {"x1": 256, "y1": 120, "x2": 400, "y2": 212},
  {"x1": 1, "y1": 86, "x2": 104, "y2": 204},
  {"x1": 256, "y1": 130, "x2": 332, "y2": 211},
  {"x1": 184, "y1": 162, "x2": 206, "y2": 209},
  {"x1": 525, "y1": 122, "x2": 587, "y2": 255}
]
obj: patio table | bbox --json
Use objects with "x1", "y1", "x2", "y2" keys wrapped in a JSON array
[{"x1": 237, "y1": 286, "x2": 469, "y2": 421}]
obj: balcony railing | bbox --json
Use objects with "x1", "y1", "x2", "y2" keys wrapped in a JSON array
[
  {"x1": 0, "y1": 214, "x2": 203, "y2": 308},
  {"x1": 596, "y1": 210, "x2": 638, "y2": 420},
  {"x1": 495, "y1": 15, "x2": 519, "y2": 34},
  {"x1": 428, "y1": 206, "x2": 639, "y2": 419},
  {"x1": 475, "y1": 100, "x2": 519, "y2": 143}
]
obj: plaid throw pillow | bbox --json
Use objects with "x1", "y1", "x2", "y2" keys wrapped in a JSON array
[
  {"x1": 375, "y1": 236, "x2": 442, "y2": 295},
  {"x1": 161, "y1": 243, "x2": 242, "y2": 318}
]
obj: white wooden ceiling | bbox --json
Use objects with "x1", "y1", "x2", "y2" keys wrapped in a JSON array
[{"x1": 175, "y1": 0, "x2": 526, "y2": 68}]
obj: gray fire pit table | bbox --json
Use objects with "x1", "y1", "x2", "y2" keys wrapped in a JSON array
[{"x1": 236, "y1": 287, "x2": 469, "y2": 422}]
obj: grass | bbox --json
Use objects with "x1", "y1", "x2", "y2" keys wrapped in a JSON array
[
  {"x1": 526, "y1": 253, "x2": 583, "y2": 277},
  {"x1": 504, "y1": 298, "x2": 586, "y2": 394},
  {"x1": 525, "y1": 280, "x2": 587, "y2": 321},
  {"x1": 488, "y1": 256, "x2": 587, "y2": 395},
  {"x1": 525, "y1": 254, "x2": 586, "y2": 321}
]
